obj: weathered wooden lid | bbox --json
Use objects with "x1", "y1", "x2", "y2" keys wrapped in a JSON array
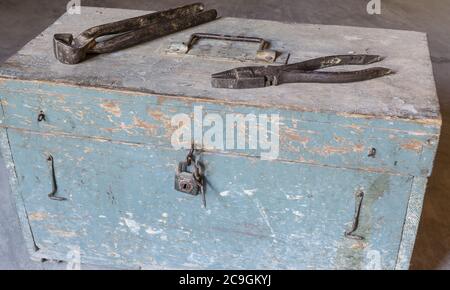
[{"x1": 0, "y1": 7, "x2": 440, "y2": 121}]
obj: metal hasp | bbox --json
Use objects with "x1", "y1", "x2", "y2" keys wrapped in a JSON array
[
  {"x1": 169, "y1": 33, "x2": 279, "y2": 63},
  {"x1": 53, "y1": 3, "x2": 217, "y2": 64},
  {"x1": 211, "y1": 54, "x2": 393, "y2": 89}
]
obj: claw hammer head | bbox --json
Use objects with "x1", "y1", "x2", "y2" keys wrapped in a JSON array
[{"x1": 53, "y1": 33, "x2": 93, "y2": 64}]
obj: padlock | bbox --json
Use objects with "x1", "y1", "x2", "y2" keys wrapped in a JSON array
[{"x1": 174, "y1": 161, "x2": 200, "y2": 195}]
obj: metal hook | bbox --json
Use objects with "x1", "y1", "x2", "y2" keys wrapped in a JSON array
[
  {"x1": 47, "y1": 155, "x2": 66, "y2": 201},
  {"x1": 37, "y1": 111, "x2": 46, "y2": 122},
  {"x1": 345, "y1": 190, "x2": 364, "y2": 240}
]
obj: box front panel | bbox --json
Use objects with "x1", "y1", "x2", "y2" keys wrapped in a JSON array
[{"x1": 8, "y1": 129, "x2": 413, "y2": 269}]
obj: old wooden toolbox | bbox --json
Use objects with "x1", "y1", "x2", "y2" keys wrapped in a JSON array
[{"x1": 0, "y1": 7, "x2": 441, "y2": 269}]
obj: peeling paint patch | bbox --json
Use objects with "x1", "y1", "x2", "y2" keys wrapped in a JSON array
[
  {"x1": 28, "y1": 212, "x2": 48, "y2": 221},
  {"x1": 283, "y1": 128, "x2": 310, "y2": 145},
  {"x1": 48, "y1": 228, "x2": 77, "y2": 238},
  {"x1": 334, "y1": 136, "x2": 345, "y2": 143},
  {"x1": 312, "y1": 143, "x2": 365, "y2": 156},
  {"x1": 400, "y1": 139, "x2": 423, "y2": 152},
  {"x1": 84, "y1": 147, "x2": 93, "y2": 153},
  {"x1": 133, "y1": 116, "x2": 157, "y2": 135},
  {"x1": 146, "y1": 227, "x2": 162, "y2": 235},
  {"x1": 122, "y1": 217, "x2": 141, "y2": 234},
  {"x1": 344, "y1": 124, "x2": 363, "y2": 132},
  {"x1": 219, "y1": 190, "x2": 230, "y2": 197},
  {"x1": 119, "y1": 122, "x2": 135, "y2": 135},
  {"x1": 350, "y1": 241, "x2": 368, "y2": 250},
  {"x1": 292, "y1": 211, "x2": 304, "y2": 218},
  {"x1": 320, "y1": 145, "x2": 351, "y2": 155},
  {"x1": 147, "y1": 109, "x2": 163, "y2": 120},
  {"x1": 353, "y1": 144, "x2": 365, "y2": 153},
  {"x1": 243, "y1": 189, "x2": 257, "y2": 196},
  {"x1": 100, "y1": 101, "x2": 121, "y2": 117},
  {"x1": 286, "y1": 194, "x2": 303, "y2": 200},
  {"x1": 337, "y1": 112, "x2": 375, "y2": 120}
]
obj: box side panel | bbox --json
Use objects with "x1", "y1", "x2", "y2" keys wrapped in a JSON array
[
  {"x1": 0, "y1": 127, "x2": 39, "y2": 257},
  {"x1": 395, "y1": 176, "x2": 428, "y2": 269},
  {"x1": 1, "y1": 89, "x2": 40, "y2": 256}
]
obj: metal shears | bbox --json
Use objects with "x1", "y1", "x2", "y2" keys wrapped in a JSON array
[{"x1": 211, "y1": 54, "x2": 393, "y2": 89}]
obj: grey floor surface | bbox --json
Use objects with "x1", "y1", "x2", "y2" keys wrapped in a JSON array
[{"x1": 0, "y1": 0, "x2": 449, "y2": 269}]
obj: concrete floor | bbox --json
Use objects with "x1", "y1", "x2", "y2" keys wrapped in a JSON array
[{"x1": 0, "y1": 0, "x2": 449, "y2": 269}]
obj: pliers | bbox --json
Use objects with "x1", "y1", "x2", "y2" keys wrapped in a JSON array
[
  {"x1": 53, "y1": 3, "x2": 217, "y2": 64},
  {"x1": 211, "y1": 54, "x2": 393, "y2": 89}
]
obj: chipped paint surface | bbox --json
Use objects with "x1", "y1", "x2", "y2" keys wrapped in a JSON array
[
  {"x1": 243, "y1": 189, "x2": 257, "y2": 196},
  {"x1": 122, "y1": 218, "x2": 141, "y2": 235},
  {"x1": 47, "y1": 228, "x2": 77, "y2": 238},
  {"x1": 286, "y1": 194, "x2": 303, "y2": 200},
  {"x1": 400, "y1": 139, "x2": 423, "y2": 152},
  {"x1": 219, "y1": 190, "x2": 230, "y2": 197},
  {"x1": 132, "y1": 116, "x2": 157, "y2": 135},
  {"x1": 145, "y1": 227, "x2": 162, "y2": 235},
  {"x1": 0, "y1": 85, "x2": 439, "y2": 269},
  {"x1": 4, "y1": 129, "x2": 419, "y2": 269},
  {"x1": 100, "y1": 101, "x2": 121, "y2": 117},
  {"x1": 0, "y1": 82, "x2": 439, "y2": 176}
]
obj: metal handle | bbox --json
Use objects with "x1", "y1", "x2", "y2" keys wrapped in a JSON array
[
  {"x1": 47, "y1": 155, "x2": 66, "y2": 201},
  {"x1": 345, "y1": 190, "x2": 364, "y2": 240},
  {"x1": 168, "y1": 32, "x2": 278, "y2": 63}
]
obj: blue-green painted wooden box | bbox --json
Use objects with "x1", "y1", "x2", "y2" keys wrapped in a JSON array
[{"x1": 0, "y1": 7, "x2": 441, "y2": 269}]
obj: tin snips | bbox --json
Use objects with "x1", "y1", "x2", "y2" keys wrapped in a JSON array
[
  {"x1": 53, "y1": 3, "x2": 217, "y2": 64},
  {"x1": 211, "y1": 54, "x2": 393, "y2": 89}
]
